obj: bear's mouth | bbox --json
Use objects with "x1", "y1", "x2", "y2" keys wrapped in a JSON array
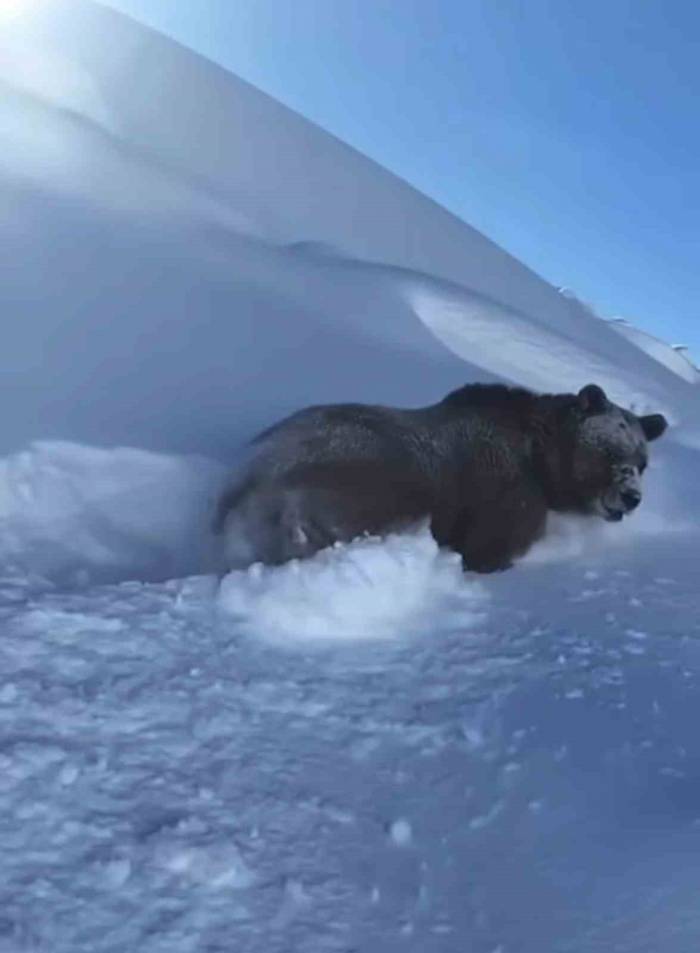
[{"x1": 603, "y1": 507, "x2": 625, "y2": 522}]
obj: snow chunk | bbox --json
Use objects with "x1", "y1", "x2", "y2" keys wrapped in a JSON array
[
  {"x1": 0, "y1": 684, "x2": 18, "y2": 704},
  {"x1": 389, "y1": 819, "x2": 413, "y2": 847},
  {"x1": 100, "y1": 858, "x2": 132, "y2": 889},
  {"x1": 58, "y1": 764, "x2": 79, "y2": 787},
  {"x1": 153, "y1": 841, "x2": 254, "y2": 890},
  {"x1": 217, "y1": 526, "x2": 487, "y2": 645}
]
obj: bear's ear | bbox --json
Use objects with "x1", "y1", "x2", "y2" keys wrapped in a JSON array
[
  {"x1": 577, "y1": 384, "x2": 607, "y2": 414},
  {"x1": 638, "y1": 413, "x2": 668, "y2": 442}
]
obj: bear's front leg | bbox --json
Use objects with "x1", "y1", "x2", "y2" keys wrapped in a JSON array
[{"x1": 441, "y1": 486, "x2": 547, "y2": 574}]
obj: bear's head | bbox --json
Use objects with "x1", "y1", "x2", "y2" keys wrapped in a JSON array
[{"x1": 558, "y1": 384, "x2": 667, "y2": 522}]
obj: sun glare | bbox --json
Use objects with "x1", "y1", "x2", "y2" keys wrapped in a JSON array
[{"x1": 0, "y1": 0, "x2": 35, "y2": 19}]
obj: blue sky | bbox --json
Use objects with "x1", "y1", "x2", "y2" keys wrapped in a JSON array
[{"x1": 105, "y1": 0, "x2": 700, "y2": 360}]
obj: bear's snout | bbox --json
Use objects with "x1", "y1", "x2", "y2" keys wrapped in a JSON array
[
  {"x1": 620, "y1": 488, "x2": 641, "y2": 511},
  {"x1": 597, "y1": 481, "x2": 643, "y2": 521}
]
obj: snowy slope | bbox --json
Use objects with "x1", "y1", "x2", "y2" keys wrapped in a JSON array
[
  {"x1": 558, "y1": 290, "x2": 699, "y2": 387},
  {"x1": 608, "y1": 319, "x2": 700, "y2": 386},
  {"x1": 3, "y1": 0, "x2": 700, "y2": 459},
  {"x1": 2, "y1": 2, "x2": 700, "y2": 952}
]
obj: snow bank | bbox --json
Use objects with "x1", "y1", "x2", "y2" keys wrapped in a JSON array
[
  {"x1": 2, "y1": 0, "x2": 698, "y2": 463},
  {"x1": 217, "y1": 526, "x2": 487, "y2": 645}
]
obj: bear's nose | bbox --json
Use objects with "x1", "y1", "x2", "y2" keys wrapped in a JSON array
[{"x1": 621, "y1": 489, "x2": 641, "y2": 511}]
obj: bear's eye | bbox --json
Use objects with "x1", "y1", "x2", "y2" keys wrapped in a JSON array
[{"x1": 639, "y1": 460, "x2": 647, "y2": 474}]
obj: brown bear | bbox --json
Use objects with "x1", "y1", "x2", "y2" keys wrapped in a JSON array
[{"x1": 214, "y1": 383, "x2": 667, "y2": 573}]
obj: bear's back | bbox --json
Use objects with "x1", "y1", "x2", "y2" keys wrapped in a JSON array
[{"x1": 250, "y1": 402, "x2": 430, "y2": 481}]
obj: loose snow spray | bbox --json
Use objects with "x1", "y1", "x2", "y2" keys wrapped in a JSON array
[
  {"x1": 217, "y1": 526, "x2": 488, "y2": 645},
  {"x1": 524, "y1": 459, "x2": 692, "y2": 568},
  {"x1": 0, "y1": 441, "x2": 226, "y2": 587}
]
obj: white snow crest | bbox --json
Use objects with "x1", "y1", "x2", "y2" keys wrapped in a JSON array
[{"x1": 217, "y1": 526, "x2": 488, "y2": 645}]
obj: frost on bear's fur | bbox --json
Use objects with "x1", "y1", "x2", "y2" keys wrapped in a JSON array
[{"x1": 215, "y1": 383, "x2": 668, "y2": 573}]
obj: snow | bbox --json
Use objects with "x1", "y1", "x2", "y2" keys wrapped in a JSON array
[
  {"x1": 218, "y1": 527, "x2": 487, "y2": 645},
  {"x1": 0, "y1": 441, "x2": 225, "y2": 587},
  {"x1": 389, "y1": 819, "x2": 414, "y2": 847},
  {"x1": 3, "y1": 531, "x2": 700, "y2": 951},
  {"x1": 2, "y1": 0, "x2": 700, "y2": 457},
  {"x1": 608, "y1": 318, "x2": 700, "y2": 386},
  {"x1": 1, "y1": 1, "x2": 700, "y2": 951}
]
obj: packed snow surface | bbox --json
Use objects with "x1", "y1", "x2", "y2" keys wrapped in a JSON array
[
  {"x1": 2, "y1": 2, "x2": 700, "y2": 951},
  {"x1": 4, "y1": 525, "x2": 700, "y2": 952}
]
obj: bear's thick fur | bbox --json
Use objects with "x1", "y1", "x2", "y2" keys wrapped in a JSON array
[{"x1": 215, "y1": 383, "x2": 667, "y2": 572}]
